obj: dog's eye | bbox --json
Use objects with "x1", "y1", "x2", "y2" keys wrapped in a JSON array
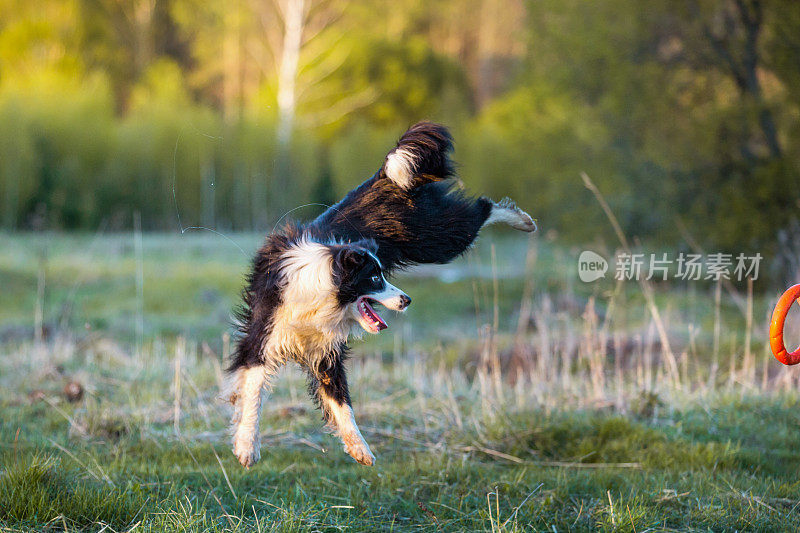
[{"x1": 370, "y1": 274, "x2": 381, "y2": 284}]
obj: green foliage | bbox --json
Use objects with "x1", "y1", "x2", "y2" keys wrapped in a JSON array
[
  {"x1": 319, "y1": 35, "x2": 472, "y2": 130},
  {"x1": 1, "y1": 0, "x2": 800, "y2": 251},
  {"x1": 0, "y1": 79, "x2": 326, "y2": 230},
  {"x1": 461, "y1": 84, "x2": 619, "y2": 241}
]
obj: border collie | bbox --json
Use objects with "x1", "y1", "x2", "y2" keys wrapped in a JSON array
[{"x1": 225, "y1": 122, "x2": 535, "y2": 467}]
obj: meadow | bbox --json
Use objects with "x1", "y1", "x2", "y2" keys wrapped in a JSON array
[{"x1": 3, "y1": 230, "x2": 800, "y2": 531}]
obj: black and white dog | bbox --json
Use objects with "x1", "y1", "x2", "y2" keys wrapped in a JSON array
[{"x1": 226, "y1": 122, "x2": 535, "y2": 467}]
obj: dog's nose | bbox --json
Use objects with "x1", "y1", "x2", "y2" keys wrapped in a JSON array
[{"x1": 398, "y1": 294, "x2": 411, "y2": 309}]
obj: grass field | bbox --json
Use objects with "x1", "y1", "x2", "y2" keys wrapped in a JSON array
[{"x1": 3, "y1": 230, "x2": 800, "y2": 531}]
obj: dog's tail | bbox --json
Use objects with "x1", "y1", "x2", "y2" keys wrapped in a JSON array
[{"x1": 380, "y1": 122, "x2": 455, "y2": 189}]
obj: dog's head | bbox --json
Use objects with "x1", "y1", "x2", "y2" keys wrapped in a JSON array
[{"x1": 332, "y1": 241, "x2": 411, "y2": 334}]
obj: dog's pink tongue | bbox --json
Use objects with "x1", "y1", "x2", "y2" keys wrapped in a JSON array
[{"x1": 362, "y1": 299, "x2": 388, "y2": 331}]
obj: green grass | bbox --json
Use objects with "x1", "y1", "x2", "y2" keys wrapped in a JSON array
[
  {"x1": 4, "y1": 399, "x2": 800, "y2": 531},
  {"x1": 2, "y1": 231, "x2": 799, "y2": 531}
]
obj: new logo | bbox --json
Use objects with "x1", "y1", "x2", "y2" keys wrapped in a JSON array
[{"x1": 578, "y1": 250, "x2": 608, "y2": 282}]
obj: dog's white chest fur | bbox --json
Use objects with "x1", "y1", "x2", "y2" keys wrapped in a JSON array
[
  {"x1": 265, "y1": 304, "x2": 351, "y2": 364},
  {"x1": 261, "y1": 237, "x2": 352, "y2": 365}
]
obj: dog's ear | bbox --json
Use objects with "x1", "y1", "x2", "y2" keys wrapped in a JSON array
[{"x1": 336, "y1": 247, "x2": 368, "y2": 273}]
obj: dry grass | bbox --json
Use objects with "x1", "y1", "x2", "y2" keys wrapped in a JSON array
[{"x1": 2, "y1": 229, "x2": 800, "y2": 530}]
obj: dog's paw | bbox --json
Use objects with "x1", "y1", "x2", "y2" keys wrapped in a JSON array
[
  {"x1": 515, "y1": 212, "x2": 536, "y2": 233},
  {"x1": 498, "y1": 197, "x2": 537, "y2": 232},
  {"x1": 232, "y1": 431, "x2": 261, "y2": 468},
  {"x1": 234, "y1": 442, "x2": 260, "y2": 468},
  {"x1": 343, "y1": 439, "x2": 375, "y2": 466}
]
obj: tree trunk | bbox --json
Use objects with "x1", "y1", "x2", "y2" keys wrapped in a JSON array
[
  {"x1": 273, "y1": 0, "x2": 306, "y2": 213},
  {"x1": 735, "y1": 0, "x2": 782, "y2": 159},
  {"x1": 277, "y1": 0, "x2": 305, "y2": 148}
]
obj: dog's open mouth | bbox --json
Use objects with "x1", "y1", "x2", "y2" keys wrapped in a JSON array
[{"x1": 357, "y1": 296, "x2": 387, "y2": 333}]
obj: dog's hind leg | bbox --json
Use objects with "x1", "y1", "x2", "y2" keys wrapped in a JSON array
[
  {"x1": 483, "y1": 197, "x2": 537, "y2": 232},
  {"x1": 308, "y1": 354, "x2": 375, "y2": 466},
  {"x1": 227, "y1": 365, "x2": 271, "y2": 468}
]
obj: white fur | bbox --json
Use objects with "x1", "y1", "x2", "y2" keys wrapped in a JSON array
[
  {"x1": 228, "y1": 237, "x2": 355, "y2": 469},
  {"x1": 229, "y1": 365, "x2": 268, "y2": 468},
  {"x1": 264, "y1": 237, "x2": 351, "y2": 367},
  {"x1": 228, "y1": 237, "x2": 396, "y2": 468},
  {"x1": 384, "y1": 148, "x2": 416, "y2": 189},
  {"x1": 484, "y1": 200, "x2": 537, "y2": 232},
  {"x1": 319, "y1": 387, "x2": 375, "y2": 465}
]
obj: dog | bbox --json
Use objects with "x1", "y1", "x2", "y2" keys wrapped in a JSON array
[{"x1": 225, "y1": 122, "x2": 535, "y2": 467}]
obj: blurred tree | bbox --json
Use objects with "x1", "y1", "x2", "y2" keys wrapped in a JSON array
[
  {"x1": 348, "y1": 0, "x2": 527, "y2": 109},
  {"x1": 315, "y1": 35, "x2": 470, "y2": 131},
  {"x1": 250, "y1": 0, "x2": 349, "y2": 212},
  {"x1": 0, "y1": 0, "x2": 85, "y2": 85},
  {"x1": 76, "y1": 0, "x2": 191, "y2": 109},
  {"x1": 675, "y1": 0, "x2": 781, "y2": 161},
  {"x1": 311, "y1": 148, "x2": 337, "y2": 207},
  {"x1": 664, "y1": 0, "x2": 800, "y2": 249},
  {"x1": 1, "y1": 0, "x2": 799, "y2": 253},
  {"x1": 511, "y1": 0, "x2": 800, "y2": 250}
]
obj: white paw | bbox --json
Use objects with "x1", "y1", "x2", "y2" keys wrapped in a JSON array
[
  {"x1": 232, "y1": 430, "x2": 261, "y2": 468},
  {"x1": 512, "y1": 211, "x2": 536, "y2": 232},
  {"x1": 499, "y1": 197, "x2": 536, "y2": 232},
  {"x1": 343, "y1": 436, "x2": 375, "y2": 466}
]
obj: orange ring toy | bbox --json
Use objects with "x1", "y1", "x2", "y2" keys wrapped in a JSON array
[{"x1": 770, "y1": 284, "x2": 800, "y2": 365}]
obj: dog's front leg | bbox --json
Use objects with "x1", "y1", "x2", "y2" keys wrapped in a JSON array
[
  {"x1": 310, "y1": 357, "x2": 375, "y2": 466},
  {"x1": 228, "y1": 365, "x2": 269, "y2": 468}
]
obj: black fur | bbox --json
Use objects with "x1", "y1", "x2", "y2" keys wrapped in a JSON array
[
  {"x1": 306, "y1": 345, "x2": 351, "y2": 423},
  {"x1": 231, "y1": 122, "x2": 493, "y2": 370},
  {"x1": 381, "y1": 121, "x2": 455, "y2": 185},
  {"x1": 229, "y1": 122, "x2": 502, "y2": 452},
  {"x1": 331, "y1": 242, "x2": 384, "y2": 306},
  {"x1": 229, "y1": 224, "x2": 301, "y2": 370},
  {"x1": 309, "y1": 123, "x2": 493, "y2": 273}
]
